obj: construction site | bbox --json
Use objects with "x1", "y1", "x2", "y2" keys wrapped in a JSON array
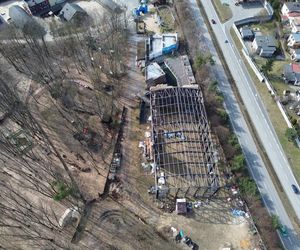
[
  {"x1": 0, "y1": 0, "x2": 280, "y2": 249},
  {"x1": 149, "y1": 85, "x2": 223, "y2": 199}
]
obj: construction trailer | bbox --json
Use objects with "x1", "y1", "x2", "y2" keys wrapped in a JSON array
[{"x1": 150, "y1": 85, "x2": 223, "y2": 199}]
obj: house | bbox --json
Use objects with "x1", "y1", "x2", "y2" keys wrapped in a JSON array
[
  {"x1": 288, "y1": 33, "x2": 300, "y2": 48},
  {"x1": 289, "y1": 16, "x2": 300, "y2": 33},
  {"x1": 283, "y1": 63, "x2": 300, "y2": 85},
  {"x1": 252, "y1": 35, "x2": 276, "y2": 57},
  {"x1": 9, "y1": 5, "x2": 34, "y2": 29},
  {"x1": 59, "y1": 3, "x2": 87, "y2": 22},
  {"x1": 48, "y1": 0, "x2": 66, "y2": 13},
  {"x1": 146, "y1": 33, "x2": 179, "y2": 60},
  {"x1": 145, "y1": 62, "x2": 166, "y2": 88},
  {"x1": 281, "y1": 2, "x2": 300, "y2": 16},
  {"x1": 24, "y1": 0, "x2": 50, "y2": 16},
  {"x1": 291, "y1": 49, "x2": 300, "y2": 61},
  {"x1": 240, "y1": 27, "x2": 254, "y2": 40},
  {"x1": 24, "y1": 0, "x2": 65, "y2": 16}
]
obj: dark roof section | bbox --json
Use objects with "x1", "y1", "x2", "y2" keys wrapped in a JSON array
[
  {"x1": 285, "y1": 2, "x2": 300, "y2": 13},
  {"x1": 283, "y1": 64, "x2": 300, "y2": 83}
]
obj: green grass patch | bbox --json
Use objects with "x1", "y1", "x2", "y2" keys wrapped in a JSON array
[
  {"x1": 212, "y1": 0, "x2": 233, "y2": 23},
  {"x1": 250, "y1": 21, "x2": 276, "y2": 36},
  {"x1": 52, "y1": 180, "x2": 74, "y2": 201}
]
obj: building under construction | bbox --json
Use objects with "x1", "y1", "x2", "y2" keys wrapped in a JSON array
[{"x1": 150, "y1": 85, "x2": 223, "y2": 199}]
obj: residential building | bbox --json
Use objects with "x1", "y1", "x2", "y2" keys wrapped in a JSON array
[
  {"x1": 252, "y1": 35, "x2": 276, "y2": 57},
  {"x1": 9, "y1": 5, "x2": 34, "y2": 29},
  {"x1": 281, "y1": 12, "x2": 300, "y2": 23},
  {"x1": 283, "y1": 63, "x2": 300, "y2": 85},
  {"x1": 146, "y1": 33, "x2": 179, "y2": 60},
  {"x1": 24, "y1": 0, "x2": 65, "y2": 16},
  {"x1": 281, "y1": 2, "x2": 300, "y2": 16},
  {"x1": 291, "y1": 49, "x2": 300, "y2": 61},
  {"x1": 24, "y1": 0, "x2": 50, "y2": 15},
  {"x1": 240, "y1": 27, "x2": 254, "y2": 40},
  {"x1": 288, "y1": 33, "x2": 300, "y2": 48},
  {"x1": 289, "y1": 16, "x2": 300, "y2": 33},
  {"x1": 59, "y1": 3, "x2": 87, "y2": 22},
  {"x1": 145, "y1": 62, "x2": 166, "y2": 88}
]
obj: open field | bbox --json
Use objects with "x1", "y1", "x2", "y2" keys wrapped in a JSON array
[{"x1": 212, "y1": 0, "x2": 232, "y2": 23}]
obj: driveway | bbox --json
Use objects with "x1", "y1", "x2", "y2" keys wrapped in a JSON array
[{"x1": 227, "y1": 0, "x2": 263, "y2": 23}]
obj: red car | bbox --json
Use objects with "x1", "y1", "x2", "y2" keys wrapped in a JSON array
[{"x1": 211, "y1": 19, "x2": 216, "y2": 24}]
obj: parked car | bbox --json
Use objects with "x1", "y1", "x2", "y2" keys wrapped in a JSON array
[
  {"x1": 292, "y1": 184, "x2": 299, "y2": 194},
  {"x1": 211, "y1": 19, "x2": 216, "y2": 24},
  {"x1": 279, "y1": 225, "x2": 288, "y2": 237}
]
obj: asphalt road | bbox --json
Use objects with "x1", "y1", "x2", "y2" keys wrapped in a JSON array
[{"x1": 191, "y1": 0, "x2": 300, "y2": 248}]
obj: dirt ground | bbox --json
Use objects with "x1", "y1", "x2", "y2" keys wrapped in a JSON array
[{"x1": 27, "y1": 71, "x2": 114, "y2": 202}]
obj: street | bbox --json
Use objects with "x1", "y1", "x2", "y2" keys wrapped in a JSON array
[{"x1": 194, "y1": 0, "x2": 300, "y2": 249}]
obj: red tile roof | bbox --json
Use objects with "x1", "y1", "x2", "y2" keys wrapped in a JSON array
[
  {"x1": 292, "y1": 63, "x2": 300, "y2": 73},
  {"x1": 289, "y1": 12, "x2": 300, "y2": 17}
]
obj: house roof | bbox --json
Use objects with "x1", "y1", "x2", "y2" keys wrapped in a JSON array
[
  {"x1": 289, "y1": 12, "x2": 300, "y2": 17},
  {"x1": 284, "y1": 64, "x2": 295, "y2": 82},
  {"x1": 293, "y1": 49, "x2": 300, "y2": 55},
  {"x1": 291, "y1": 17, "x2": 300, "y2": 25},
  {"x1": 284, "y1": 64, "x2": 300, "y2": 82},
  {"x1": 59, "y1": 3, "x2": 86, "y2": 21},
  {"x1": 240, "y1": 27, "x2": 253, "y2": 37},
  {"x1": 291, "y1": 33, "x2": 300, "y2": 42},
  {"x1": 285, "y1": 2, "x2": 300, "y2": 13},
  {"x1": 254, "y1": 35, "x2": 276, "y2": 48},
  {"x1": 9, "y1": 5, "x2": 33, "y2": 29},
  {"x1": 146, "y1": 62, "x2": 165, "y2": 80},
  {"x1": 292, "y1": 63, "x2": 300, "y2": 73}
]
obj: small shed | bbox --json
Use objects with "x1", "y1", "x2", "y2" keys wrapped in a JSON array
[
  {"x1": 136, "y1": 20, "x2": 146, "y2": 34},
  {"x1": 239, "y1": 27, "x2": 254, "y2": 40},
  {"x1": 176, "y1": 198, "x2": 187, "y2": 214},
  {"x1": 145, "y1": 62, "x2": 166, "y2": 88}
]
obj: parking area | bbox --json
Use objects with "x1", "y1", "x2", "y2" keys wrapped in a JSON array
[{"x1": 228, "y1": 0, "x2": 265, "y2": 22}]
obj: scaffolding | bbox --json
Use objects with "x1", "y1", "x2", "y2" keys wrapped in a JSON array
[{"x1": 150, "y1": 85, "x2": 223, "y2": 199}]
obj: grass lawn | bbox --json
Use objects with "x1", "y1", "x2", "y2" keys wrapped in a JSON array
[
  {"x1": 254, "y1": 58, "x2": 293, "y2": 94},
  {"x1": 212, "y1": 0, "x2": 233, "y2": 23},
  {"x1": 230, "y1": 28, "x2": 300, "y2": 182},
  {"x1": 250, "y1": 21, "x2": 276, "y2": 36}
]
